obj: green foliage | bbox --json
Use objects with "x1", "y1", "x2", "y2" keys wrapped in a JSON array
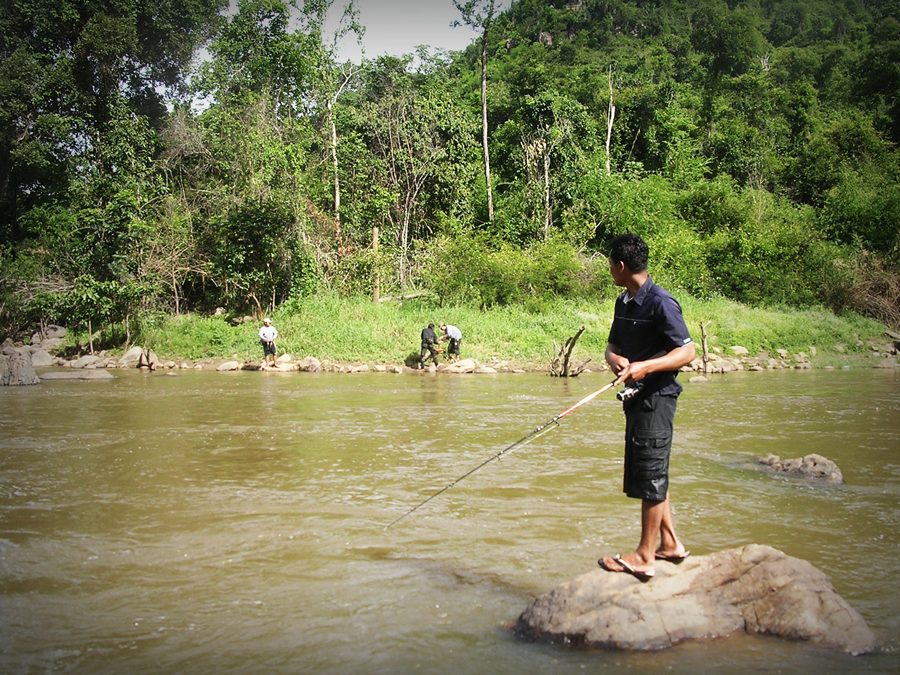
[
  {"x1": 208, "y1": 197, "x2": 299, "y2": 312},
  {"x1": 690, "y1": 0, "x2": 767, "y2": 78},
  {"x1": 676, "y1": 175, "x2": 746, "y2": 235},
  {"x1": 703, "y1": 193, "x2": 825, "y2": 306},
  {"x1": 820, "y1": 163, "x2": 900, "y2": 256},
  {"x1": 0, "y1": 0, "x2": 225, "y2": 237},
  {"x1": 194, "y1": 0, "x2": 316, "y2": 113},
  {"x1": 2, "y1": 0, "x2": 898, "y2": 340},
  {"x1": 420, "y1": 234, "x2": 603, "y2": 307}
]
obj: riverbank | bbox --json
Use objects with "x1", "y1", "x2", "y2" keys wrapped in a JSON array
[{"x1": 21, "y1": 294, "x2": 899, "y2": 374}]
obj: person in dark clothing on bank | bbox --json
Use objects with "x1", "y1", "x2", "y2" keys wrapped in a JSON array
[{"x1": 419, "y1": 323, "x2": 439, "y2": 369}]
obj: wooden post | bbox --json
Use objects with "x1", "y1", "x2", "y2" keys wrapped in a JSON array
[
  {"x1": 700, "y1": 321, "x2": 710, "y2": 375},
  {"x1": 372, "y1": 226, "x2": 380, "y2": 304}
]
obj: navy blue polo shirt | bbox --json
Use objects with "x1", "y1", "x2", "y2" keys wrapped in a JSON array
[{"x1": 607, "y1": 277, "x2": 693, "y2": 396}]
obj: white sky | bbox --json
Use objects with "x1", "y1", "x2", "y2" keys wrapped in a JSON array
[{"x1": 328, "y1": 0, "x2": 512, "y2": 62}]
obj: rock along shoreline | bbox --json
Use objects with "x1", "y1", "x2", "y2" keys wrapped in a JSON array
[{"x1": 2, "y1": 324, "x2": 898, "y2": 385}]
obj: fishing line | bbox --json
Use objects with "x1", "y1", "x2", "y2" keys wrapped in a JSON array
[{"x1": 384, "y1": 379, "x2": 620, "y2": 529}]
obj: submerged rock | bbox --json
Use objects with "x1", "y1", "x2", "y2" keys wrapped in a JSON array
[
  {"x1": 39, "y1": 370, "x2": 114, "y2": 381},
  {"x1": 515, "y1": 545, "x2": 876, "y2": 655},
  {"x1": 758, "y1": 453, "x2": 844, "y2": 484}
]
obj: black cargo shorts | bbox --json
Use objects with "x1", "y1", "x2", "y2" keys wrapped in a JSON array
[{"x1": 622, "y1": 391, "x2": 678, "y2": 501}]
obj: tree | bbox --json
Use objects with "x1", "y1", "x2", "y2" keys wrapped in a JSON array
[
  {"x1": 454, "y1": 0, "x2": 500, "y2": 223},
  {"x1": 690, "y1": 1, "x2": 767, "y2": 80},
  {"x1": 193, "y1": 0, "x2": 315, "y2": 113},
  {"x1": 294, "y1": 0, "x2": 363, "y2": 248},
  {"x1": 363, "y1": 73, "x2": 456, "y2": 288},
  {"x1": 0, "y1": 0, "x2": 225, "y2": 240}
]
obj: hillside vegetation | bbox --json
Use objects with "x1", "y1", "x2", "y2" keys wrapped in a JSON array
[{"x1": 1, "y1": 0, "x2": 898, "y2": 349}]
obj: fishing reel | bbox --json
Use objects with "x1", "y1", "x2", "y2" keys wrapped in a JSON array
[{"x1": 616, "y1": 380, "x2": 644, "y2": 402}]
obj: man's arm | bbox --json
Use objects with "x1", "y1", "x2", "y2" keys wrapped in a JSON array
[
  {"x1": 616, "y1": 343, "x2": 695, "y2": 384},
  {"x1": 605, "y1": 342, "x2": 630, "y2": 381}
]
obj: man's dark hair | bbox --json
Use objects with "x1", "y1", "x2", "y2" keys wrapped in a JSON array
[{"x1": 608, "y1": 233, "x2": 648, "y2": 272}]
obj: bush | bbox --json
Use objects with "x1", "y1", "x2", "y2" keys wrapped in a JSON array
[
  {"x1": 643, "y1": 222, "x2": 711, "y2": 297},
  {"x1": 676, "y1": 175, "x2": 747, "y2": 235},
  {"x1": 820, "y1": 163, "x2": 900, "y2": 256},
  {"x1": 420, "y1": 235, "x2": 600, "y2": 307}
]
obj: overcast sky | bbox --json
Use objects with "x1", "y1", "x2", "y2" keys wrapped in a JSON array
[{"x1": 328, "y1": 0, "x2": 512, "y2": 62}]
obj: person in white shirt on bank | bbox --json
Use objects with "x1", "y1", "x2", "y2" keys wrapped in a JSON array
[
  {"x1": 259, "y1": 318, "x2": 278, "y2": 368},
  {"x1": 440, "y1": 323, "x2": 462, "y2": 361}
]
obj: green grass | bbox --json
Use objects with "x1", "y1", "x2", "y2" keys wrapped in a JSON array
[
  {"x1": 679, "y1": 296, "x2": 885, "y2": 356},
  {"x1": 132, "y1": 292, "x2": 892, "y2": 368}
]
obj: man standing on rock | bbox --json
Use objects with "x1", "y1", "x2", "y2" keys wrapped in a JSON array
[
  {"x1": 259, "y1": 317, "x2": 278, "y2": 368},
  {"x1": 598, "y1": 233, "x2": 695, "y2": 581}
]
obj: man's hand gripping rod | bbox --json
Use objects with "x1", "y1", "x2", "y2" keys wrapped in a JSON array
[{"x1": 385, "y1": 379, "x2": 620, "y2": 529}]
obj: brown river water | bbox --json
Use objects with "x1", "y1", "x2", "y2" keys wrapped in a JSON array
[{"x1": 1, "y1": 367, "x2": 898, "y2": 674}]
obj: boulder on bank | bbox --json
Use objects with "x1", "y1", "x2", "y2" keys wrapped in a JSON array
[
  {"x1": 442, "y1": 358, "x2": 477, "y2": 374},
  {"x1": 30, "y1": 325, "x2": 66, "y2": 352},
  {"x1": 118, "y1": 346, "x2": 145, "y2": 367},
  {"x1": 758, "y1": 453, "x2": 844, "y2": 484},
  {"x1": 515, "y1": 545, "x2": 876, "y2": 655},
  {"x1": 67, "y1": 354, "x2": 100, "y2": 369},
  {"x1": 118, "y1": 346, "x2": 161, "y2": 369},
  {"x1": 297, "y1": 356, "x2": 321, "y2": 373},
  {"x1": 29, "y1": 349, "x2": 56, "y2": 367},
  {"x1": 1, "y1": 348, "x2": 40, "y2": 386}
]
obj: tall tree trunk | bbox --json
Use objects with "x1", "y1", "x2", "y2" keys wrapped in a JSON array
[
  {"x1": 606, "y1": 65, "x2": 616, "y2": 176},
  {"x1": 399, "y1": 211, "x2": 409, "y2": 289},
  {"x1": 172, "y1": 270, "x2": 181, "y2": 315},
  {"x1": 326, "y1": 67, "x2": 355, "y2": 251},
  {"x1": 543, "y1": 146, "x2": 551, "y2": 239},
  {"x1": 480, "y1": 28, "x2": 494, "y2": 223},
  {"x1": 328, "y1": 99, "x2": 342, "y2": 246},
  {"x1": 371, "y1": 226, "x2": 379, "y2": 303}
]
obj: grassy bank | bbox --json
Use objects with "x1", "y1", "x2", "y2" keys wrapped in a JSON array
[{"x1": 133, "y1": 293, "x2": 893, "y2": 369}]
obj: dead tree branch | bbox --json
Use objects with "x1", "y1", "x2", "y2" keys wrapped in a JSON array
[{"x1": 550, "y1": 325, "x2": 591, "y2": 377}]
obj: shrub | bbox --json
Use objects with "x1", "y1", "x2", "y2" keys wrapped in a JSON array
[
  {"x1": 419, "y1": 235, "x2": 601, "y2": 307},
  {"x1": 820, "y1": 164, "x2": 900, "y2": 256},
  {"x1": 676, "y1": 175, "x2": 747, "y2": 235}
]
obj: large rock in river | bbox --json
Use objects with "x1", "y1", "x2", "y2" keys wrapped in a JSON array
[
  {"x1": 0, "y1": 348, "x2": 40, "y2": 386},
  {"x1": 515, "y1": 545, "x2": 876, "y2": 655}
]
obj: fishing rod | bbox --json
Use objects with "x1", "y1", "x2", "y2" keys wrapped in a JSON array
[{"x1": 385, "y1": 378, "x2": 621, "y2": 529}]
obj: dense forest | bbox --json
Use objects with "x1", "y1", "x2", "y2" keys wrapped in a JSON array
[{"x1": 1, "y1": 0, "x2": 898, "y2": 345}]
